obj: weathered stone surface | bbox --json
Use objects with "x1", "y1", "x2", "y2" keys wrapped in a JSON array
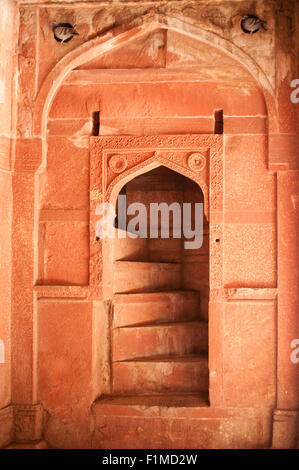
[
  {"x1": 40, "y1": 137, "x2": 89, "y2": 210},
  {"x1": 40, "y1": 221, "x2": 89, "y2": 285},
  {"x1": 222, "y1": 301, "x2": 276, "y2": 407},
  {"x1": 37, "y1": 300, "x2": 94, "y2": 448}
]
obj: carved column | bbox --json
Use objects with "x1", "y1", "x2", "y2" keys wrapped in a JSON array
[
  {"x1": 10, "y1": 138, "x2": 45, "y2": 442},
  {"x1": 272, "y1": 169, "x2": 299, "y2": 448}
]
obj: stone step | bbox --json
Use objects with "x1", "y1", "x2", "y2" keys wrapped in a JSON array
[
  {"x1": 114, "y1": 229, "x2": 148, "y2": 261},
  {"x1": 113, "y1": 321, "x2": 208, "y2": 361},
  {"x1": 95, "y1": 392, "x2": 209, "y2": 408},
  {"x1": 92, "y1": 397, "x2": 262, "y2": 449},
  {"x1": 112, "y1": 355, "x2": 208, "y2": 394},
  {"x1": 148, "y1": 238, "x2": 182, "y2": 263},
  {"x1": 113, "y1": 291, "x2": 201, "y2": 327},
  {"x1": 113, "y1": 261, "x2": 181, "y2": 294}
]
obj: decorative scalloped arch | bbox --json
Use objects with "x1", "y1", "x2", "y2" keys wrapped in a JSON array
[{"x1": 106, "y1": 155, "x2": 209, "y2": 217}]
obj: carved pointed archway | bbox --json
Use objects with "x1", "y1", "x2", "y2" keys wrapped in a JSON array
[{"x1": 90, "y1": 134, "x2": 223, "y2": 407}]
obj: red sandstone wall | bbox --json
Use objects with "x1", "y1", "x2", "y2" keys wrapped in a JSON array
[
  {"x1": 38, "y1": 6, "x2": 277, "y2": 447},
  {"x1": 0, "y1": 0, "x2": 297, "y2": 449},
  {"x1": 37, "y1": 62, "x2": 277, "y2": 447}
]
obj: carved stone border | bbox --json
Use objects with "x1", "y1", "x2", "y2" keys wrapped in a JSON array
[
  {"x1": 0, "y1": 403, "x2": 44, "y2": 447},
  {"x1": 13, "y1": 403, "x2": 44, "y2": 443},
  {"x1": 272, "y1": 409, "x2": 299, "y2": 449},
  {"x1": 89, "y1": 134, "x2": 224, "y2": 401}
]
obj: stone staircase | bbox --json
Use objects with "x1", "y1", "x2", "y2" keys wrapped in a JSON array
[
  {"x1": 93, "y1": 169, "x2": 211, "y2": 448},
  {"x1": 109, "y1": 234, "x2": 209, "y2": 400}
]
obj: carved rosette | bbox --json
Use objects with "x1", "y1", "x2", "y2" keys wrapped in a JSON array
[
  {"x1": 108, "y1": 154, "x2": 128, "y2": 173},
  {"x1": 187, "y1": 152, "x2": 207, "y2": 172}
]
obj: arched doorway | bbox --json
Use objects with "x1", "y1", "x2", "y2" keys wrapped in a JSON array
[{"x1": 90, "y1": 133, "x2": 223, "y2": 412}]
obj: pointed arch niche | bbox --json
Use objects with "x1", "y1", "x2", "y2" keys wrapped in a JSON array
[
  {"x1": 89, "y1": 134, "x2": 223, "y2": 403},
  {"x1": 111, "y1": 166, "x2": 208, "y2": 398}
]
